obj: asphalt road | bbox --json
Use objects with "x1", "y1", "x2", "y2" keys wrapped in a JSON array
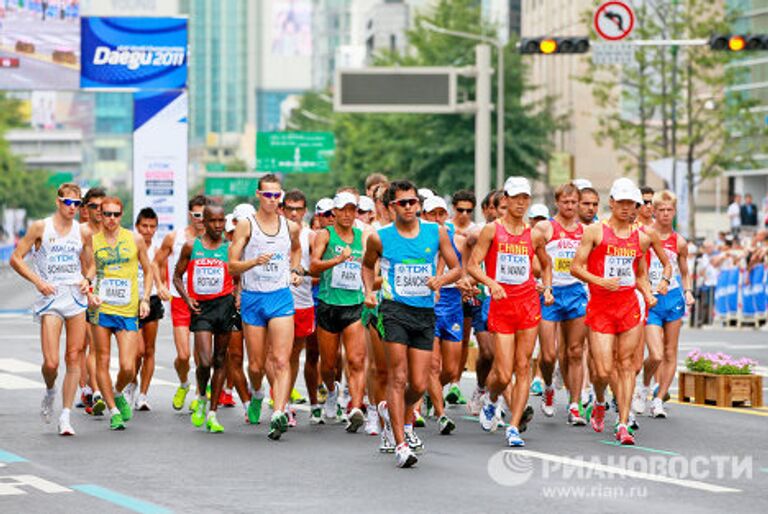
[{"x1": 0, "y1": 272, "x2": 766, "y2": 513}]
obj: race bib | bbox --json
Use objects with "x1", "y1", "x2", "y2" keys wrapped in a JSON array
[
  {"x1": 554, "y1": 256, "x2": 573, "y2": 274},
  {"x1": 193, "y1": 263, "x2": 224, "y2": 295},
  {"x1": 100, "y1": 278, "x2": 131, "y2": 306},
  {"x1": 495, "y1": 253, "x2": 530, "y2": 285},
  {"x1": 332, "y1": 261, "x2": 362, "y2": 290},
  {"x1": 649, "y1": 252, "x2": 679, "y2": 291},
  {"x1": 604, "y1": 255, "x2": 636, "y2": 287},
  {"x1": 394, "y1": 263, "x2": 433, "y2": 297},
  {"x1": 256, "y1": 253, "x2": 287, "y2": 282}
]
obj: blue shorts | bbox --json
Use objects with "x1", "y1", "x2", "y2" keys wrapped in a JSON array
[
  {"x1": 435, "y1": 289, "x2": 463, "y2": 342},
  {"x1": 97, "y1": 313, "x2": 138, "y2": 333},
  {"x1": 542, "y1": 282, "x2": 587, "y2": 322},
  {"x1": 241, "y1": 288, "x2": 295, "y2": 327},
  {"x1": 475, "y1": 297, "x2": 490, "y2": 333},
  {"x1": 646, "y1": 289, "x2": 685, "y2": 326}
]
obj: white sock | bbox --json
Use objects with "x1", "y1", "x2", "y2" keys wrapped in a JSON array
[
  {"x1": 180, "y1": 381, "x2": 189, "y2": 389},
  {"x1": 46, "y1": 387, "x2": 56, "y2": 397},
  {"x1": 114, "y1": 391, "x2": 123, "y2": 399},
  {"x1": 61, "y1": 408, "x2": 71, "y2": 419},
  {"x1": 110, "y1": 407, "x2": 120, "y2": 416},
  {"x1": 83, "y1": 385, "x2": 93, "y2": 395},
  {"x1": 252, "y1": 388, "x2": 264, "y2": 400}
]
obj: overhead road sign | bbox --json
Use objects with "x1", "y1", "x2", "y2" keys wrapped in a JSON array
[
  {"x1": 256, "y1": 131, "x2": 335, "y2": 173},
  {"x1": 594, "y1": 1, "x2": 635, "y2": 42}
]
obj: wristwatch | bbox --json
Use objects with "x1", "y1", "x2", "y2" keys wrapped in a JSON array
[
  {"x1": 661, "y1": 276, "x2": 672, "y2": 284},
  {"x1": 291, "y1": 267, "x2": 304, "y2": 276}
]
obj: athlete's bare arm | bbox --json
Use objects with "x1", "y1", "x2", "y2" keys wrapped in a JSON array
[
  {"x1": 10, "y1": 220, "x2": 53, "y2": 295},
  {"x1": 362, "y1": 231, "x2": 382, "y2": 307},
  {"x1": 467, "y1": 223, "x2": 506, "y2": 300},
  {"x1": 309, "y1": 228, "x2": 348, "y2": 275},
  {"x1": 636, "y1": 232, "x2": 657, "y2": 307},
  {"x1": 532, "y1": 225, "x2": 554, "y2": 305},
  {"x1": 646, "y1": 227, "x2": 673, "y2": 296},
  {"x1": 571, "y1": 223, "x2": 620, "y2": 291},
  {"x1": 288, "y1": 219, "x2": 303, "y2": 286},
  {"x1": 173, "y1": 240, "x2": 199, "y2": 314},
  {"x1": 153, "y1": 231, "x2": 175, "y2": 297},
  {"x1": 428, "y1": 225, "x2": 461, "y2": 291},
  {"x1": 135, "y1": 233, "x2": 153, "y2": 318},
  {"x1": 677, "y1": 235, "x2": 695, "y2": 306},
  {"x1": 79, "y1": 224, "x2": 94, "y2": 294},
  {"x1": 228, "y1": 218, "x2": 270, "y2": 275}
]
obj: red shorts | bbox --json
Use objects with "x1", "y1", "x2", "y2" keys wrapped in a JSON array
[
  {"x1": 294, "y1": 307, "x2": 316, "y2": 338},
  {"x1": 171, "y1": 296, "x2": 191, "y2": 328},
  {"x1": 488, "y1": 290, "x2": 541, "y2": 334},
  {"x1": 585, "y1": 290, "x2": 641, "y2": 334}
]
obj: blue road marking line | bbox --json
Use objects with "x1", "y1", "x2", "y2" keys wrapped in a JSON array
[
  {"x1": 599, "y1": 440, "x2": 680, "y2": 456},
  {"x1": 71, "y1": 485, "x2": 172, "y2": 514},
  {"x1": 0, "y1": 449, "x2": 27, "y2": 462}
]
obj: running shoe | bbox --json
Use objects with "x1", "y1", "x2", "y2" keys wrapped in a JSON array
[
  {"x1": 454, "y1": 387, "x2": 467, "y2": 405},
  {"x1": 189, "y1": 397, "x2": 200, "y2": 414},
  {"x1": 632, "y1": 386, "x2": 648, "y2": 415},
  {"x1": 567, "y1": 404, "x2": 587, "y2": 426},
  {"x1": 123, "y1": 383, "x2": 137, "y2": 407},
  {"x1": 114, "y1": 395, "x2": 133, "y2": 422},
  {"x1": 346, "y1": 407, "x2": 365, "y2": 433},
  {"x1": 610, "y1": 396, "x2": 618, "y2": 413},
  {"x1": 339, "y1": 384, "x2": 351, "y2": 411},
  {"x1": 413, "y1": 408, "x2": 426, "y2": 428},
  {"x1": 290, "y1": 388, "x2": 307, "y2": 405},
  {"x1": 40, "y1": 393, "x2": 54, "y2": 424},
  {"x1": 206, "y1": 412, "x2": 224, "y2": 433},
  {"x1": 378, "y1": 402, "x2": 396, "y2": 452},
  {"x1": 395, "y1": 442, "x2": 418, "y2": 468},
  {"x1": 404, "y1": 427, "x2": 425, "y2": 454},
  {"x1": 580, "y1": 401, "x2": 593, "y2": 423},
  {"x1": 529, "y1": 377, "x2": 544, "y2": 396},
  {"x1": 616, "y1": 424, "x2": 635, "y2": 445},
  {"x1": 324, "y1": 383, "x2": 340, "y2": 423},
  {"x1": 286, "y1": 405, "x2": 298, "y2": 428},
  {"x1": 277, "y1": 410, "x2": 289, "y2": 433},
  {"x1": 629, "y1": 412, "x2": 640, "y2": 431},
  {"x1": 75, "y1": 392, "x2": 85, "y2": 409},
  {"x1": 379, "y1": 431, "x2": 396, "y2": 453},
  {"x1": 317, "y1": 383, "x2": 328, "y2": 404},
  {"x1": 650, "y1": 397, "x2": 667, "y2": 419},
  {"x1": 653, "y1": 384, "x2": 671, "y2": 403},
  {"x1": 591, "y1": 403, "x2": 606, "y2": 433},
  {"x1": 364, "y1": 405, "x2": 379, "y2": 435},
  {"x1": 79, "y1": 390, "x2": 92, "y2": 409},
  {"x1": 541, "y1": 386, "x2": 555, "y2": 417},
  {"x1": 581, "y1": 387, "x2": 594, "y2": 409},
  {"x1": 424, "y1": 394, "x2": 434, "y2": 418},
  {"x1": 519, "y1": 405, "x2": 534, "y2": 433},
  {"x1": 310, "y1": 405, "x2": 324, "y2": 425},
  {"x1": 554, "y1": 364, "x2": 564, "y2": 390},
  {"x1": 58, "y1": 415, "x2": 75, "y2": 436},
  {"x1": 91, "y1": 393, "x2": 106, "y2": 416},
  {"x1": 190, "y1": 399, "x2": 206, "y2": 427},
  {"x1": 479, "y1": 395, "x2": 500, "y2": 432},
  {"x1": 247, "y1": 396, "x2": 263, "y2": 425},
  {"x1": 135, "y1": 394, "x2": 151, "y2": 412},
  {"x1": 110, "y1": 412, "x2": 126, "y2": 430},
  {"x1": 172, "y1": 384, "x2": 189, "y2": 411},
  {"x1": 219, "y1": 390, "x2": 236, "y2": 408},
  {"x1": 445, "y1": 383, "x2": 462, "y2": 405},
  {"x1": 268, "y1": 412, "x2": 284, "y2": 440},
  {"x1": 505, "y1": 425, "x2": 525, "y2": 447},
  {"x1": 438, "y1": 415, "x2": 456, "y2": 435},
  {"x1": 206, "y1": 384, "x2": 211, "y2": 401},
  {"x1": 468, "y1": 387, "x2": 484, "y2": 416}
]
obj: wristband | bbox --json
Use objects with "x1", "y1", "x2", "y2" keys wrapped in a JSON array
[{"x1": 661, "y1": 276, "x2": 671, "y2": 284}]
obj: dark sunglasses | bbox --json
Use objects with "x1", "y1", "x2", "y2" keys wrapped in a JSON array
[
  {"x1": 87, "y1": 202, "x2": 101, "y2": 209},
  {"x1": 190, "y1": 211, "x2": 204, "y2": 219},
  {"x1": 643, "y1": 200, "x2": 653, "y2": 206},
  {"x1": 259, "y1": 191, "x2": 282, "y2": 200},
  {"x1": 393, "y1": 198, "x2": 419, "y2": 208},
  {"x1": 320, "y1": 211, "x2": 335, "y2": 218},
  {"x1": 102, "y1": 211, "x2": 122, "y2": 218},
  {"x1": 357, "y1": 209, "x2": 372, "y2": 215},
  {"x1": 58, "y1": 197, "x2": 82, "y2": 208},
  {"x1": 284, "y1": 205, "x2": 306, "y2": 212},
  {"x1": 456, "y1": 207, "x2": 474, "y2": 214}
]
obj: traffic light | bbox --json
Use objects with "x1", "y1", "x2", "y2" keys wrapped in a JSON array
[
  {"x1": 518, "y1": 37, "x2": 590, "y2": 55},
  {"x1": 709, "y1": 34, "x2": 768, "y2": 52}
]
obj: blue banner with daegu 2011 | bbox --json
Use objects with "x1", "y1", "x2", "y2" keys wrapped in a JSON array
[{"x1": 80, "y1": 17, "x2": 188, "y2": 90}]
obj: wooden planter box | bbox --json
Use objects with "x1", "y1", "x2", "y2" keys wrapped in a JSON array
[{"x1": 678, "y1": 371, "x2": 763, "y2": 407}]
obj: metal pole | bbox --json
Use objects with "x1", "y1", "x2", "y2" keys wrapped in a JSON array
[
  {"x1": 475, "y1": 44, "x2": 492, "y2": 224},
  {"x1": 496, "y1": 44, "x2": 505, "y2": 190}
]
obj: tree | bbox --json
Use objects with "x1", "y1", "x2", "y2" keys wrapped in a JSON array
[{"x1": 283, "y1": 0, "x2": 561, "y2": 205}]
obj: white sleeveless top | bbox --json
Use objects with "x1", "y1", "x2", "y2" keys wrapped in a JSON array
[
  {"x1": 290, "y1": 226, "x2": 314, "y2": 308},
  {"x1": 34, "y1": 217, "x2": 83, "y2": 286},
  {"x1": 242, "y1": 215, "x2": 291, "y2": 293},
  {"x1": 138, "y1": 241, "x2": 158, "y2": 299},
  {"x1": 168, "y1": 227, "x2": 188, "y2": 297}
]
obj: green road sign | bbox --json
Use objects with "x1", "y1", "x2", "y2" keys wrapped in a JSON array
[
  {"x1": 256, "y1": 132, "x2": 335, "y2": 173},
  {"x1": 205, "y1": 176, "x2": 259, "y2": 197},
  {"x1": 47, "y1": 171, "x2": 74, "y2": 187},
  {"x1": 205, "y1": 162, "x2": 227, "y2": 172}
]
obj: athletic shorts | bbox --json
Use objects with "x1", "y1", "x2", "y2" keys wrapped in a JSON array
[
  {"x1": 488, "y1": 290, "x2": 541, "y2": 335},
  {"x1": 361, "y1": 304, "x2": 379, "y2": 328},
  {"x1": 462, "y1": 300, "x2": 477, "y2": 318},
  {"x1": 379, "y1": 300, "x2": 435, "y2": 351},
  {"x1": 295, "y1": 306, "x2": 316, "y2": 338},
  {"x1": 32, "y1": 285, "x2": 87, "y2": 322},
  {"x1": 541, "y1": 282, "x2": 588, "y2": 322},
  {"x1": 190, "y1": 294, "x2": 236, "y2": 334},
  {"x1": 435, "y1": 299, "x2": 463, "y2": 343},
  {"x1": 472, "y1": 297, "x2": 490, "y2": 333},
  {"x1": 231, "y1": 311, "x2": 242, "y2": 332},
  {"x1": 585, "y1": 291, "x2": 641, "y2": 334},
  {"x1": 96, "y1": 313, "x2": 138, "y2": 333},
  {"x1": 317, "y1": 301, "x2": 362, "y2": 333},
  {"x1": 139, "y1": 295, "x2": 164, "y2": 328},
  {"x1": 241, "y1": 288, "x2": 295, "y2": 327},
  {"x1": 646, "y1": 289, "x2": 685, "y2": 327},
  {"x1": 171, "y1": 296, "x2": 191, "y2": 328}
]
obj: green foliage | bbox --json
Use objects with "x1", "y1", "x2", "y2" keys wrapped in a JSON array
[{"x1": 282, "y1": 0, "x2": 560, "y2": 206}]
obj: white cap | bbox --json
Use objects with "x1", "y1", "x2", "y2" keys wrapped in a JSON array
[
  {"x1": 504, "y1": 176, "x2": 532, "y2": 197},
  {"x1": 333, "y1": 192, "x2": 358, "y2": 209},
  {"x1": 418, "y1": 188, "x2": 435, "y2": 199},
  {"x1": 528, "y1": 204, "x2": 550, "y2": 219},
  {"x1": 315, "y1": 197, "x2": 334, "y2": 214},
  {"x1": 233, "y1": 203, "x2": 255, "y2": 220},
  {"x1": 225, "y1": 213, "x2": 236, "y2": 233},
  {"x1": 610, "y1": 178, "x2": 639, "y2": 203},
  {"x1": 358, "y1": 195, "x2": 375, "y2": 212},
  {"x1": 423, "y1": 196, "x2": 448, "y2": 213},
  {"x1": 572, "y1": 178, "x2": 593, "y2": 190}
]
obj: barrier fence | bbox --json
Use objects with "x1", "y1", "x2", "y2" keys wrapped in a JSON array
[{"x1": 714, "y1": 263, "x2": 767, "y2": 326}]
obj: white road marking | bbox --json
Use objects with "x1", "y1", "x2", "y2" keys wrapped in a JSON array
[
  {"x1": 0, "y1": 358, "x2": 39, "y2": 373},
  {"x1": 0, "y1": 373, "x2": 43, "y2": 390},
  {"x1": 515, "y1": 450, "x2": 741, "y2": 493},
  {"x1": 0, "y1": 475, "x2": 72, "y2": 495}
]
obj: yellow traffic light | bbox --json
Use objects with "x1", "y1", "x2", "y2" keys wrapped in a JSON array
[
  {"x1": 728, "y1": 35, "x2": 746, "y2": 52},
  {"x1": 540, "y1": 39, "x2": 558, "y2": 54}
]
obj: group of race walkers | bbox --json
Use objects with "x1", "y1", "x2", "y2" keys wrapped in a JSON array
[{"x1": 11, "y1": 171, "x2": 695, "y2": 468}]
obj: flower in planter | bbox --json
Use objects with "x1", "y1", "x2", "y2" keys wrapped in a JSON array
[{"x1": 685, "y1": 348, "x2": 758, "y2": 375}]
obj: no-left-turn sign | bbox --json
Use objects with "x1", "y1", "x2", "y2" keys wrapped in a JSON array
[{"x1": 594, "y1": 1, "x2": 635, "y2": 41}]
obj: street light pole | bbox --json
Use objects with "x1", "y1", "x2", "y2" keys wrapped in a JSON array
[{"x1": 475, "y1": 44, "x2": 492, "y2": 220}]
